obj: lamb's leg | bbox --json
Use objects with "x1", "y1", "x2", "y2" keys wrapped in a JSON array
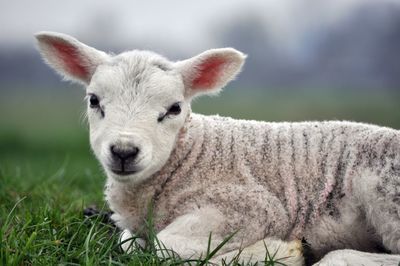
[
  {"x1": 119, "y1": 229, "x2": 145, "y2": 253},
  {"x1": 313, "y1": 249, "x2": 400, "y2": 266},
  {"x1": 212, "y1": 237, "x2": 304, "y2": 266},
  {"x1": 118, "y1": 207, "x2": 230, "y2": 256},
  {"x1": 155, "y1": 207, "x2": 303, "y2": 265},
  {"x1": 368, "y1": 180, "x2": 400, "y2": 254},
  {"x1": 155, "y1": 207, "x2": 231, "y2": 259},
  {"x1": 354, "y1": 168, "x2": 400, "y2": 254}
]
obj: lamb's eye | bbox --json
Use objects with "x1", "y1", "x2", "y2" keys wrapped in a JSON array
[
  {"x1": 157, "y1": 102, "x2": 182, "y2": 122},
  {"x1": 167, "y1": 102, "x2": 181, "y2": 115},
  {"x1": 89, "y1": 94, "x2": 100, "y2": 108}
]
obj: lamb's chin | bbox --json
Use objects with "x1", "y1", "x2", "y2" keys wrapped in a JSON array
[
  {"x1": 107, "y1": 168, "x2": 153, "y2": 184},
  {"x1": 109, "y1": 173, "x2": 136, "y2": 183}
]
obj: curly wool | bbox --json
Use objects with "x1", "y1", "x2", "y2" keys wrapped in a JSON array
[{"x1": 106, "y1": 112, "x2": 400, "y2": 258}]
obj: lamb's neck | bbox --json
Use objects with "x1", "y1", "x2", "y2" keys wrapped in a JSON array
[
  {"x1": 106, "y1": 113, "x2": 204, "y2": 230},
  {"x1": 149, "y1": 113, "x2": 204, "y2": 200}
]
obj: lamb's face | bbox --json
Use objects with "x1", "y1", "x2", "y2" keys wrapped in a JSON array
[
  {"x1": 35, "y1": 31, "x2": 246, "y2": 184},
  {"x1": 87, "y1": 52, "x2": 189, "y2": 182}
]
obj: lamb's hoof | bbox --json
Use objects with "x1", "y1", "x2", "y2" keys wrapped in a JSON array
[
  {"x1": 213, "y1": 238, "x2": 304, "y2": 266},
  {"x1": 255, "y1": 238, "x2": 304, "y2": 265},
  {"x1": 279, "y1": 239, "x2": 304, "y2": 266},
  {"x1": 83, "y1": 206, "x2": 115, "y2": 226},
  {"x1": 119, "y1": 229, "x2": 146, "y2": 253}
]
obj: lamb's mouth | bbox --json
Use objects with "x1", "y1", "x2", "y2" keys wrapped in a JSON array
[
  {"x1": 108, "y1": 160, "x2": 143, "y2": 176},
  {"x1": 110, "y1": 169, "x2": 139, "y2": 176},
  {"x1": 109, "y1": 164, "x2": 142, "y2": 176}
]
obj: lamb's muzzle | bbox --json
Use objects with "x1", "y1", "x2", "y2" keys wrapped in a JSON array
[{"x1": 109, "y1": 144, "x2": 140, "y2": 175}]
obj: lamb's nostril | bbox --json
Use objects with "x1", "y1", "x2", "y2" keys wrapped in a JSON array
[{"x1": 110, "y1": 145, "x2": 139, "y2": 160}]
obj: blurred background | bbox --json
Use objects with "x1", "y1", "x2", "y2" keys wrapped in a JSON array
[{"x1": 1, "y1": 0, "x2": 400, "y2": 191}]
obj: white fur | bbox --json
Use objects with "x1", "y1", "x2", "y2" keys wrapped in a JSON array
[
  {"x1": 313, "y1": 250, "x2": 400, "y2": 266},
  {"x1": 36, "y1": 32, "x2": 400, "y2": 266},
  {"x1": 120, "y1": 207, "x2": 304, "y2": 265}
]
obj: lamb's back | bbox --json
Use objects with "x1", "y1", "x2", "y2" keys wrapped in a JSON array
[{"x1": 197, "y1": 115, "x2": 399, "y2": 235}]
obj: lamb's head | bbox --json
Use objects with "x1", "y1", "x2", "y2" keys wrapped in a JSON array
[{"x1": 35, "y1": 32, "x2": 246, "y2": 183}]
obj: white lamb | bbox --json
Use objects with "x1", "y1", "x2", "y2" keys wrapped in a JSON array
[{"x1": 35, "y1": 32, "x2": 400, "y2": 266}]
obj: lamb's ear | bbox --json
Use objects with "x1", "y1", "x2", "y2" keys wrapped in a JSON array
[
  {"x1": 35, "y1": 31, "x2": 108, "y2": 84},
  {"x1": 176, "y1": 48, "x2": 246, "y2": 98}
]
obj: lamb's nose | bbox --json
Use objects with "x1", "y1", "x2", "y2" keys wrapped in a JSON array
[{"x1": 110, "y1": 145, "x2": 139, "y2": 161}]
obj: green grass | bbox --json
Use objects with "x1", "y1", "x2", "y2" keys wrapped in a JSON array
[{"x1": 0, "y1": 87, "x2": 399, "y2": 265}]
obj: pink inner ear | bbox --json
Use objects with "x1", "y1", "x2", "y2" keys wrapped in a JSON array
[
  {"x1": 51, "y1": 40, "x2": 89, "y2": 80},
  {"x1": 192, "y1": 57, "x2": 226, "y2": 89}
]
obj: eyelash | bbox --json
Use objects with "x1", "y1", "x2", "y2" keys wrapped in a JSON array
[{"x1": 158, "y1": 102, "x2": 182, "y2": 122}]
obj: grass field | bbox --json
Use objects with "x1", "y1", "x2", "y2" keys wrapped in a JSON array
[{"x1": 1, "y1": 87, "x2": 399, "y2": 265}]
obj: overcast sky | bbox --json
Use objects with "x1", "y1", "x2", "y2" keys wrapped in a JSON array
[
  {"x1": 2, "y1": 0, "x2": 398, "y2": 55},
  {"x1": 1, "y1": 0, "x2": 400, "y2": 89}
]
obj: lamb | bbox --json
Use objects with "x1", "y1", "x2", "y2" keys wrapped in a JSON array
[{"x1": 35, "y1": 31, "x2": 400, "y2": 265}]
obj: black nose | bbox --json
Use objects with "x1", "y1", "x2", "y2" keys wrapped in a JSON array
[{"x1": 110, "y1": 145, "x2": 139, "y2": 161}]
